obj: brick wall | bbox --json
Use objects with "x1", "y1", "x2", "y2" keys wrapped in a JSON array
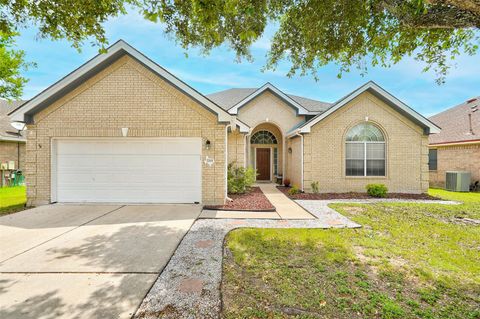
[
  {"x1": 236, "y1": 91, "x2": 304, "y2": 180},
  {"x1": 301, "y1": 92, "x2": 429, "y2": 194},
  {"x1": 429, "y1": 144, "x2": 480, "y2": 187},
  {"x1": 237, "y1": 91, "x2": 305, "y2": 132},
  {"x1": 285, "y1": 136, "x2": 302, "y2": 188},
  {"x1": 227, "y1": 130, "x2": 246, "y2": 168},
  {"x1": 26, "y1": 55, "x2": 226, "y2": 206},
  {"x1": 0, "y1": 141, "x2": 25, "y2": 171}
]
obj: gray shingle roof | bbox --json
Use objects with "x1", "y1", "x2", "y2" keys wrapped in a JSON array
[
  {"x1": 429, "y1": 96, "x2": 480, "y2": 144},
  {"x1": 0, "y1": 99, "x2": 27, "y2": 141},
  {"x1": 207, "y1": 88, "x2": 331, "y2": 113}
]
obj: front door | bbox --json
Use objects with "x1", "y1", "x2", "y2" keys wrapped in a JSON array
[{"x1": 256, "y1": 148, "x2": 271, "y2": 181}]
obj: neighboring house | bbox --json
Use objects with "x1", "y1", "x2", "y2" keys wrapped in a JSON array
[
  {"x1": 428, "y1": 97, "x2": 480, "y2": 187},
  {"x1": 0, "y1": 100, "x2": 26, "y2": 178},
  {"x1": 9, "y1": 40, "x2": 439, "y2": 206}
]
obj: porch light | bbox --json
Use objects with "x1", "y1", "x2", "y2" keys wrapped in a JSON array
[
  {"x1": 365, "y1": 116, "x2": 369, "y2": 122},
  {"x1": 205, "y1": 139, "x2": 211, "y2": 150},
  {"x1": 288, "y1": 147, "x2": 292, "y2": 154}
]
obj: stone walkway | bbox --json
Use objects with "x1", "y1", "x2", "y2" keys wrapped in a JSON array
[{"x1": 257, "y1": 184, "x2": 314, "y2": 219}]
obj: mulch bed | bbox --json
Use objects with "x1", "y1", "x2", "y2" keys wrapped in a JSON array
[
  {"x1": 204, "y1": 187, "x2": 275, "y2": 211},
  {"x1": 277, "y1": 186, "x2": 440, "y2": 200}
]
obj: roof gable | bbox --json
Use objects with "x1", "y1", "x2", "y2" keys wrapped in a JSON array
[
  {"x1": 227, "y1": 83, "x2": 318, "y2": 115},
  {"x1": 294, "y1": 81, "x2": 440, "y2": 135},
  {"x1": 207, "y1": 87, "x2": 331, "y2": 113},
  {"x1": 10, "y1": 40, "x2": 234, "y2": 124}
]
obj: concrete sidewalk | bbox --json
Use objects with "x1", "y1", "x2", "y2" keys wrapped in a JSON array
[{"x1": 257, "y1": 184, "x2": 315, "y2": 219}]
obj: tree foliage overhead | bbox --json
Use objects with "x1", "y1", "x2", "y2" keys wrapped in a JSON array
[
  {"x1": 0, "y1": 0, "x2": 479, "y2": 99},
  {"x1": 143, "y1": 0, "x2": 479, "y2": 84},
  {"x1": 0, "y1": 0, "x2": 132, "y2": 99},
  {"x1": 0, "y1": 31, "x2": 32, "y2": 99}
]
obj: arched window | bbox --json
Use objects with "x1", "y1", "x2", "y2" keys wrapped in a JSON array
[
  {"x1": 345, "y1": 123, "x2": 386, "y2": 176},
  {"x1": 251, "y1": 130, "x2": 277, "y2": 144}
]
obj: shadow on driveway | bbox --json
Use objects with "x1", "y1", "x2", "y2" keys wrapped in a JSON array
[{"x1": 0, "y1": 204, "x2": 200, "y2": 319}]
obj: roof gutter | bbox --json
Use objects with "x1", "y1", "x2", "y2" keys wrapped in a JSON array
[
  {"x1": 429, "y1": 139, "x2": 480, "y2": 147},
  {"x1": 0, "y1": 136, "x2": 26, "y2": 142}
]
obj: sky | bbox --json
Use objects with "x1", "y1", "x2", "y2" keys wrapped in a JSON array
[{"x1": 15, "y1": 9, "x2": 480, "y2": 117}]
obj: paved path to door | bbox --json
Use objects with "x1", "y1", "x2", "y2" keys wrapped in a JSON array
[
  {"x1": 257, "y1": 183, "x2": 315, "y2": 219},
  {"x1": 0, "y1": 204, "x2": 201, "y2": 319}
]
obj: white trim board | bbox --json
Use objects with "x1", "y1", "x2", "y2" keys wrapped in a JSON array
[
  {"x1": 296, "y1": 81, "x2": 440, "y2": 135},
  {"x1": 10, "y1": 40, "x2": 234, "y2": 124},
  {"x1": 227, "y1": 83, "x2": 318, "y2": 116}
]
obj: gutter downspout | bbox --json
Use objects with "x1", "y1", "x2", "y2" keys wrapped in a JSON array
[
  {"x1": 17, "y1": 142, "x2": 20, "y2": 170},
  {"x1": 244, "y1": 128, "x2": 253, "y2": 168},
  {"x1": 295, "y1": 130, "x2": 304, "y2": 191},
  {"x1": 225, "y1": 123, "x2": 233, "y2": 202}
]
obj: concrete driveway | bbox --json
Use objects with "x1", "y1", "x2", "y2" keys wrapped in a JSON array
[{"x1": 0, "y1": 204, "x2": 201, "y2": 319}]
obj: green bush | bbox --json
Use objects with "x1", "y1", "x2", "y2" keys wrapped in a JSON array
[
  {"x1": 366, "y1": 184, "x2": 388, "y2": 198},
  {"x1": 311, "y1": 181, "x2": 319, "y2": 193},
  {"x1": 288, "y1": 185, "x2": 300, "y2": 195},
  {"x1": 227, "y1": 163, "x2": 257, "y2": 194}
]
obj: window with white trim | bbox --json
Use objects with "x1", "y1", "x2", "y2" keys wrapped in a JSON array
[
  {"x1": 345, "y1": 123, "x2": 386, "y2": 176},
  {"x1": 250, "y1": 130, "x2": 278, "y2": 144}
]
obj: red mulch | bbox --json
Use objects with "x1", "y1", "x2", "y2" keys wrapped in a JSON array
[
  {"x1": 204, "y1": 187, "x2": 275, "y2": 211},
  {"x1": 277, "y1": 186, "x2": 440, "y2": 200}
]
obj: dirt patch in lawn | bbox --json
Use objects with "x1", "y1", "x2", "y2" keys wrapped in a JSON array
[
  {"x1": 204, "y1": 187, "x2": 275, "y2": 211},
  {"x1": 277, "y1": 186, "x2": 440, "y2": 200},
  {"x1": 342, "y1": 206, "x2": 367, "y2": 215}
]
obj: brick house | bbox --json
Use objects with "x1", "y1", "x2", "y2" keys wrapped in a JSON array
[
  {"x1": 9, "y1": 40, "x2": 439, "y2": 206},
  {"x1": 428, "y1": 97, "x2": 480, "y2": 187},
  {"x1": 1, "y1": 100, "x2": 26, "y2": 186}
]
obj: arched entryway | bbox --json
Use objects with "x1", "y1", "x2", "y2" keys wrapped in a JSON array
[{"x1": 249, "y1": 123, "x2": 283, "y2": 182}]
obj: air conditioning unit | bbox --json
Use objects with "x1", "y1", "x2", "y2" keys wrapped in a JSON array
[{"x1": 445, "y1": 171, "x2": 471, "y2": 192}]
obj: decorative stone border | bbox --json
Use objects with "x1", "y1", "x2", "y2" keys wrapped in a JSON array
[
  {"x1": 134, "y1": 199, "x2": 459, "y2": 319},
  {"x1": 134, "y1": 216, "x2": 359, "y2": 319}
]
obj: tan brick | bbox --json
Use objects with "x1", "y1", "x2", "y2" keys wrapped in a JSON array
[
  {"x1": 27, "y1": 55, "x2": 226, "y2": 206},
  {"x1": 429, "y1": 143, "x2": 480, "y2": 187},
  {"x1": 300, "y1": 92, "x2": 428, "y2": 194},
  {"x1": 0, "y1": 141, "x2": 25, "y2": 171}
]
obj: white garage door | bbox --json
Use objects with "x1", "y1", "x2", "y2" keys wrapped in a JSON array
[{"x1": 53, "y1": 138, "x2": 202, "y2": 203}]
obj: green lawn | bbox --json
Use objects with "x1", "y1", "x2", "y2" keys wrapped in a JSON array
[
  {"x1": 222, "y1": 189, "x2": 480, "y2": 319},
  {"x1": 0, "y1": 186, "x2": 26, "y2": 215}
]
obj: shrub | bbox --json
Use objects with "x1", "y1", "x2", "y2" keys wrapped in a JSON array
[
  {"x1": 283, "y1": 178, "x2": 291, "y2": 187},
  {"x1": 288, "y1": 185, "x2": 300, "y2": 195},
  {"x1": 366, "y1": 184, "x2": 388, "y2": 198},
  {"x1": 244, "y1": 166, "x2": 257, "y2": 187},
  {"x1": 227, "y1": 163, "x2": 258, "y2": 194},
  {"x1": 311, "y1": 181, "x2": 319, "y2": 193}
]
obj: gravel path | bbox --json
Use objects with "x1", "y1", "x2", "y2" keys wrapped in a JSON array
[
  {"x1": 134, "y1": 216, "x2": 359, "y2": 319},
  {"x1": 134, "y1": 198, "x2": 459, "y2": 319}
]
